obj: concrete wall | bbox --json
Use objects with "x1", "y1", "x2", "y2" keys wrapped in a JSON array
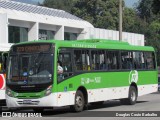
[
  {"x1": 85, "y1": 28, "x2": 145, "y2": 46},
  {"x1": 0, "y1": 12, "x2": 8, "y2": 44}
]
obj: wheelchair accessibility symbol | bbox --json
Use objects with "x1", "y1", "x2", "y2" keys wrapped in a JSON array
[{"x1": 129, "y1": 70, "x2": 138, "y2": 84}]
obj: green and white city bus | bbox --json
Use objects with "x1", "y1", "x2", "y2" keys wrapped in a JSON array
[{"x1": 6, "y1": 39, "x2": 158, "y2": 112}]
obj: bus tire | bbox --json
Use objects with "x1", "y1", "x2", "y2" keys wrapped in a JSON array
[
  {"x1": 121, "y1": 86, "x2": 137, "y2": 105},
  {"x1": 71, "y1": 90, "x2": 84, "y2": 112},
  {"x1": 90, "y1": 101, "x2": 104, "y2": 106},
  {"x1": 128, "y1": 86, "x2": 137, "y2": 105}
]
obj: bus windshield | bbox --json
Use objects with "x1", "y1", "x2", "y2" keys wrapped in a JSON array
[{"x1": 7, "y1": 53, "x2": 53, "y2": 85}]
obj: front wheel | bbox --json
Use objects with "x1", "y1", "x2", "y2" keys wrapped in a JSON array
[{"x1": 71, "y1": 90, "x2": 84, "y2": 112}]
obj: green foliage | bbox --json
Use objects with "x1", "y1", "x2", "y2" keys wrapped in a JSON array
[
  {"x1": 152, "y1": 0, "x2": 160, "y2": 14},
  {"x1": 123, "y1": 7, "x2": 147, "y2": 34},
  {"x1": 137, "y1": 0, "x2": 154, "y2": 23},
  {"x1": 71, "y1": 0, "x2": 120, "y2": 30},
  {"x1": 43, "y1": 0, "x2": 77, "y2": 13}
]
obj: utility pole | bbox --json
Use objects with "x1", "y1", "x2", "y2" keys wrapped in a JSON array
[{"x1": 119, "y1": 0, "x2": 122, "y2": 41}]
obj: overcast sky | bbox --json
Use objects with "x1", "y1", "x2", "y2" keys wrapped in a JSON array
[{"x1": 125, "y1": 0, "x2": 139, "y2": 8}]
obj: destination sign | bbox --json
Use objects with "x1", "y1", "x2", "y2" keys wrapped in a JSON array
[
  {"x1": 12, "y1": 76, "x2": 27, "y2": 81},
  {"x1": 12, "y1": 43, "x2": 52, "y2": 53}
]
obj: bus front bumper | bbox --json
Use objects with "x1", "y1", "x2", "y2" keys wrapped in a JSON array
[{"x1": 6, "y1": 93, "x2": 57, "y2": 108}]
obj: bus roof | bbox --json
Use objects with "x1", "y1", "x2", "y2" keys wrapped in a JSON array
[{"x1": 13, "y1": 39, "x2": 155, "y2": 52}]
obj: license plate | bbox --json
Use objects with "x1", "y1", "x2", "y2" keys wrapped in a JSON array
[{"x1": 23, "y1": 100, "x2": 32, "y2": 104}]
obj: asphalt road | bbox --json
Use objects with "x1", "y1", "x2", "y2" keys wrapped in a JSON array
[{"x1": 1, "y1": 92, "x2": 160, "y2": 120}]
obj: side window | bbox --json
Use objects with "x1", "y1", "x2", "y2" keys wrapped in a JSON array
[
  {"x1": 74, "y1": 50, "x2": 82, "y2": 70},
  {"x1": 121, "y1": 51, "x2": 133, "y2": 69},
  {"x1": 74, "y1": 50, "x2": 90, "y2": 71},
  {"x1": 107, "y1": 51, "x2": 119, "y2": 70},
  {"x1": 145, "y1": 52, "x2": 155, "y2": 69},
  {"x1": 58, "y1": 49, "x2": 73, "y2": 82},
  {"x1": 59, "y1": 53, "x2": 72, "y2": 72},
  {"x1": 91, "y1": 50, "x2": 106, "y2": 70},
  {"x1": 133, "y1": 52, "x2": 145, "y2": 69}
]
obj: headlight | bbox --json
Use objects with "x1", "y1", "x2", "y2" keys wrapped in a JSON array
[
  {"x1": 6, "y1": 87, "x2": 13, "y2": 97},
  {"x1": 45, "y1": 85, "x2": 52, "y2": 96}
]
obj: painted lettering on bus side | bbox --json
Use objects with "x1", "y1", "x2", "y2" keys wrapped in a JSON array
[
  {"x1": 81, "y1": 77, "x2": 101, "y2": 85},
  {"x1": 72, "y1": 44, "x2": 97, "y2": 48}
]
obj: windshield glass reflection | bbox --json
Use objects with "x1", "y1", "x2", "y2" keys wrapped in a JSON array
[{"x1": 7, "y1": 53, "x2": 53, "y2": 85}]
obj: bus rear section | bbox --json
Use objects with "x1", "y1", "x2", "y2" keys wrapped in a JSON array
[
  {"x1": 0, "y1": 50, "x2": 9, "y2": 107},
  {"x1": 0, "y1": 73, "x2": 6, "y2": 106}
]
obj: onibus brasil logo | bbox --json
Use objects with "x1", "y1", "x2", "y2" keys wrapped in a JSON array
[{"x1": 128, "y1": 70, "x2": 138, "y2": 84}]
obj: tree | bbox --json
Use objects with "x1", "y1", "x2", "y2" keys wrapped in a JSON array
[
  {"x1": 136, "y1": 0, "x2": 154, "y2": 23},
  {"x1": 71, "y1": 0, "x2": 120, "y2": 30},
  {"x1": 42, "y1": 0, "x2": 76, "y2": 13},
  {"x1": 123, "y1": 7, "x2": 147, "y2": 34},
  {"x1": 152, "y1": 0, "x2": 160, "y2": 14}
]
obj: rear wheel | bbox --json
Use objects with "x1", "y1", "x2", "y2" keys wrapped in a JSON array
[
  {"x1": 121, "y1": 86, "x2": 137, "y2": 105},
  {"x1": 128, "y1": 86, "x2": 137, "y2": 105},
  {"x1": 71, "y1": 90, "x2": 84, "y2": 112}
]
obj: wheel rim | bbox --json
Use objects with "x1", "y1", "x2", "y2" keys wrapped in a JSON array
[
  {"x1": 75, "y1": 96, "x2": 83, "y2": 108},
  {"x1": 131, "y1": 90, "x2": 136, "y2": 102}
]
